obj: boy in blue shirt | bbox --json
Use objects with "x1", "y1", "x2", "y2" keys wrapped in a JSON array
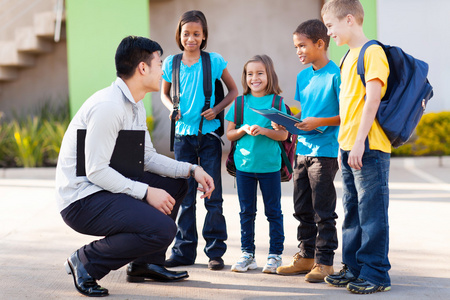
[{"x1": 276, "y1": 19, "x2": 341, "y2": 283}]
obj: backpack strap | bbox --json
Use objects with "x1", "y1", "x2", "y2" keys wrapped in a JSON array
[
  {"x1": 357, "y1": 40, "x2": 384, "y2": 86},
  {"x1": 171, "y1": 54, "x2": 182, "y2": 110},
  {"x1": 271, "y1": 94, "x2": 293, "y2": 175},
  {"x1": 198, "y1": 51, "x2": 212, "y2": 140},
  {"x1": 170, "y1": 53, "x2": 182, "y2": 151},
  {"x1": 234, "y1": 95, "x2": 244, "y2": 127},
  {"x1": 271, "y1": 94, "x2": 283, "y2": 110}
]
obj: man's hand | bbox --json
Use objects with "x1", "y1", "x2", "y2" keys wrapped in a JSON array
[
  {"x1": 144, "y1": 187, "x2": 176, "y2": 215},
  {"x1": 193, "y1": 166, "x2": 215, "y2": 199}
]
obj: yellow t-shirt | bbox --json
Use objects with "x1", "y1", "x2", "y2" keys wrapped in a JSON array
[{"x1": 339, "y1": 45, "x2": 391, "y2": 153}]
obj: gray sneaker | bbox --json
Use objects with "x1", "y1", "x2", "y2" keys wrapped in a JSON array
[
  {"x1": 262, "y1": 254, "x2": 282, "y2": 274},
  {"x1": 231, "y1": 252, "x2": 257, "y2": 272}
]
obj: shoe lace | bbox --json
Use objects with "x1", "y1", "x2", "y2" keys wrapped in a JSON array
[{"x1": 293, "y1": 252, "x2": 302, "y2": 262}]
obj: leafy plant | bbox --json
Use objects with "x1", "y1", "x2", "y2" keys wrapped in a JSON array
[{"x1": 11, "y1": 116, "x2": 45, "y2": 167}]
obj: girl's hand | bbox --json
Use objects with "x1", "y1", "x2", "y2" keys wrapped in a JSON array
[
  {"x1": 240, "y1": 124, "x2": 252, "y2": 135},
  {"x1": 169, "y1": 110, "x2": 181, "y2": 121},
  {"x1": 201, "y1": 108, "x2": 217, "y2": 121},
  {"x1": 248, "y1": 125, "x2": 267, "y2": 136},
  {"x1": 295, "y1": 117, "x2": 319, "y2": 131},
  {"x1": 271, "y1": 121, "x2": 285, "y2": 130}
]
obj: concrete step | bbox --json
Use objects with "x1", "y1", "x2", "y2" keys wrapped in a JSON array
[
  {"x1": 34, "y1": 11, "x2": 65, "y2": 39},
  {"x1": 15, "y1": 27, "x2": 53, "y2": 53},
  {"x1": 0, "y1": 41, "x2": 35, "y2": 67}
]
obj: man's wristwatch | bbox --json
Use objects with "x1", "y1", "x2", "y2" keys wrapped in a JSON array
[
  {"x1": 190, "y1": 164, "x2": 199, "y2": 178},
  {"x1": 142, "y1": 189, "x2": 148, "y2": 201}
]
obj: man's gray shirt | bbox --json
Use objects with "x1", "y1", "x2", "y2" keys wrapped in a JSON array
[{"x1": 55, "y1": 78, "x2": 190, "y2": 212}]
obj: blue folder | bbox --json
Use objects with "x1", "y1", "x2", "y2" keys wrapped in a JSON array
[{"x1": 250, "y1": 107, "x2": 323, "y2": 135}]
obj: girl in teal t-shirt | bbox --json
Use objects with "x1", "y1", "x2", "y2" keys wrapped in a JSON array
[{"x1": 225, "y1": 55, "x2": 288, "y2": 274}]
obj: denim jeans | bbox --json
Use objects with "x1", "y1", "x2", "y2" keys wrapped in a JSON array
[
  {"x1": 293, "y1": 155, "x2": 338, "y2": 266},
  {"x1": 171, "y1": 134, "x2": 227, "y2": 263},
  {"x1": 340, "y1": 148, "x2": 391, "y2": 287},
  {"x1": 236, "y1": 169, "x2": 284, "y2": 255}
]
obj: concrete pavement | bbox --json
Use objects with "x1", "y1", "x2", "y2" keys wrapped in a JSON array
[{"x1": 1, "y1": 156, "x2": 450, "y2": 299}]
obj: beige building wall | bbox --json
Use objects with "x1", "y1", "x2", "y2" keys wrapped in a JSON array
[
  {"x1": 149, "y1": 0, "x2": 321, "y2": 155},
  {"x1": 0, "y1": 41, "x2": 68, "y2": 115},
  {"x1": 0, "y1": 0, "x2": 68, "y2": 117}
]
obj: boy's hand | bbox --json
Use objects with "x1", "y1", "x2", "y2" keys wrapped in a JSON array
[
  {"x1": 348, "y1": 141, "x2": 364, "y2": 170},
  {"x1": 295, "y1": 117, "x2": 319, "y2": 131}
]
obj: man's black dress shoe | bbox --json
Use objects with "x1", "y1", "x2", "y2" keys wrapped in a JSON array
[
  {"x1": 126, "y1": 263, "x2": 189, "y2": 282},
  {"x1": 64, "y1": 251, "x2": 109, "y2": 297}
]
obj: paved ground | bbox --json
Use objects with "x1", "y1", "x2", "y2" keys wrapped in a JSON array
[{"x1": 1, "y1": 156, "x2": 450, "y2": 299}]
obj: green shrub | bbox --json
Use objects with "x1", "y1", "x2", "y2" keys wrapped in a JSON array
[
  {"x1": 0, "y1": 100, "x2": 70, "y2": 168},
  {"x1": 391, "y1": 111, "x2": 450, "y2": 157},
  {"x1": 0, "y1": 115, "x2": 16, "y2": 168},
  {"x1": 11, "y1": 116, "x2": 45, "y2": 167},
  {"x1": 414, "y1": 112, "x2": 450, "y2": 156}
]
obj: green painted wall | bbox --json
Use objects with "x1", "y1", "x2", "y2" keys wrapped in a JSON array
[
  {"x1": 66, "y1": 0, "x2": 151, "y2": 117},
  {"x1": 328, "y1": 0, "x2": 378, "y2": 65}
]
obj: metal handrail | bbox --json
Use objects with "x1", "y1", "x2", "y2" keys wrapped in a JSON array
[{"x1": 54, "y1": 0, "x2": 64, "y2": 42}]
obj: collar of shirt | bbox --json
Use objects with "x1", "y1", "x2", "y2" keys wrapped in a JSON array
[{"x1": 115, "y1": 77, "x2": 136, "y2": 105}]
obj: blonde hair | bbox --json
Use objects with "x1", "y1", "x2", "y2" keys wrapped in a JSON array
[
  {"x1": 241, "y1": 55, "x2": 282, "y2": 96},
  {"x1": 321, "y1": 0, "x2": 364, "y2": 25}
]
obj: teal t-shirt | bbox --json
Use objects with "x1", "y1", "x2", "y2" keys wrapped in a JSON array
[
  {"x1": 225, "y1": 94, "x2": 287, "y2": 173},
  {"x1": 162, "y1": 52, "x2": 227, "y2": 136},
  {"x1": 295, "y1": 60, "x2": 340, "y2": 158}
]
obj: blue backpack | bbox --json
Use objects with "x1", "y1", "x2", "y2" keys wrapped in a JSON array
[{"x1": 341, "y1": 40, "x2": 434, "y2": 148}]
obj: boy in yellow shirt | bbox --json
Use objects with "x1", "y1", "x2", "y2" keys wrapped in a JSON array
[{"x1": 321, "y1": 0, "x2": 391, "y2": 294}]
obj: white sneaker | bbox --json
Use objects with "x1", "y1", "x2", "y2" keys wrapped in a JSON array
[
  {"x1": 262, "y1": 254, "x2": 282, "y2": 274},
  {"x1": 231, "y1": 252, "x2": 257, "y2": 272}
]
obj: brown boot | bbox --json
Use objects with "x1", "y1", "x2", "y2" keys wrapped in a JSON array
[
  {"x1": 276, "y1": 253, "x2": 314, "y2": 275},
  {"x1": 305, "y1": 263, "x2": 334, "y2": 283}
]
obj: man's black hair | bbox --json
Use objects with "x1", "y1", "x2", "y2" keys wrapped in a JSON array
[{"x1": 115, "y1": 36, "x2": 163, "y2": 79}]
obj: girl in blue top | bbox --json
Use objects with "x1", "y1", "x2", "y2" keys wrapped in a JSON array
[
  {"x1": 225, "y1": 55, "x2": 288, "y2": 274},
  {"x1": 161, "y1": 10, "x2": 238, "y2": 271}
]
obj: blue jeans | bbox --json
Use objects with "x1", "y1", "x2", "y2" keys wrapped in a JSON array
[
  {"x1": 172, "y1": 134, "x2": 227, "y2": 263},
  {"x1": 236, "y1": 169, "x2": 284, "y2": 255},
  {"x1": 340, "y1": 149, "x2": 391, "y2": 287}
]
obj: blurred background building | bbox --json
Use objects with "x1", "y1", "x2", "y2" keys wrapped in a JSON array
[{"x1": 0, "y1": 0, "x2": 447, "y2": 155}]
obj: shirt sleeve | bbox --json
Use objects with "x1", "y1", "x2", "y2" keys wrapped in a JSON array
[
  {"x1": 162, "y1": 55, "x2": 174, "y2": 83},
  {"x1": 210, "y1": 52, "x2": 227, "y2": 80},
  {"x1": 225, "y1": 101, "x2": 235, "y2": 122}
]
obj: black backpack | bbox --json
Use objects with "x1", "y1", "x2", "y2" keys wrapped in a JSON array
[
  {"x1": 170, "y1": 51, "x2": 225, "y2": 151},
  {"x1": 341, "y1": 40, "x2": 434, "y2": 148}
]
